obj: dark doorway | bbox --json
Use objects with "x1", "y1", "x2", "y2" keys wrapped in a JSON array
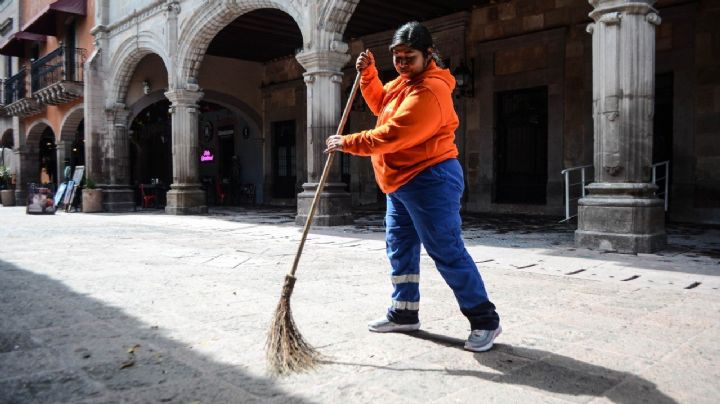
[
  {"x1": 653, "y1": 72, "x2": 673, "y2": 164},
  {"x1": 271, "y1": 120, "x2": 296, "y2": 199},
  {"x1": 494, "y1": 86, "x2": 548, "y2": 204},
  {"x1": 70, "y1": 119, "x2": 85, "y2": 169},
  {"x1": 219, "y1": 134, "x2": 235, "y2": 182},
  {"x1": 39, "y1": 127, "x2": 57, "y2": 186},
  {"x1": 129, "y1": 100, "x2": 172, "y2": 186}
]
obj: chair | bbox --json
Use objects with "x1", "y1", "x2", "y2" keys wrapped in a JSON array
[
  {"x1": 215, "y1": 180, "x2": 226, "y2": 205},
  {"x1": 140, "y1": 184, "x2": 156, "y2": 208}
]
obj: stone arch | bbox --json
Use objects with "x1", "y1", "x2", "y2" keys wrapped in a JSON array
[
  {"x1": 107, "y1": 32, "x2": 169, "y2": 104},
  {"x1": 59, "y1": 104, "x2": 84, "y2": 142},
  {"x1": 176, "y1": 0, "x2": 308, "y2": 85},
  {"x1": 0, "y1": 129, "x2": 12, "y2": 148},
  {"x1": 26, "y1": 119, "x2": 54, "y2": 145}
]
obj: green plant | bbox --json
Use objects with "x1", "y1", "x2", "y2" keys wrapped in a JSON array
[
  {"x1": 85, "y1": 177, "x2": 96, "y2": 189},
  {"x1": 0, "y1": 166, "x2": 9, "y2": 189}
]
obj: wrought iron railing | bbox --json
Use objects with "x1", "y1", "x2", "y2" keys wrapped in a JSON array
[
  {"x1": 31, "y1": 46, "x2": 86, "y2": 92},
  {"x1": 3, "y1": 69, "x2": 26, "y2": 105}
]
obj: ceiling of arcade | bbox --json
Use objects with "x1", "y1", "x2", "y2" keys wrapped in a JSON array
[{"x1": 207, "y1": 0, "x2": 488, "y2": 62}]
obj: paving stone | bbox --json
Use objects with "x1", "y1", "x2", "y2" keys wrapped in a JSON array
[
  {"x1": 0, "y1": 207, "x2": 718, "y2": 402},
  {"x1": 0, "y1": 370, "x2": 104, "y2": 404}
]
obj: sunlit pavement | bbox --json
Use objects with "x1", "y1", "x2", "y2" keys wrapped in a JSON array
[{"x1": 1, "y1": 206, "x2": 719, "y2": 403}]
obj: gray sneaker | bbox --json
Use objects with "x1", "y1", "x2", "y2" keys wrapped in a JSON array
[
  {"x1": 368, "y1": 317, "x2": 421, "y2": 333},
  {"x1": 464, "y1": 325, "x2": 502, "y2": 352}
]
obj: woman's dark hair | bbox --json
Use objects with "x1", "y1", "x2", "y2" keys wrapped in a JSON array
[{"x1": 389, "y1": 21, "x2": 444, "y2": 68}]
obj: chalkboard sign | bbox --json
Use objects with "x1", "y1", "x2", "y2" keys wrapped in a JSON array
[{"x1": 71, "y1": 165, "x2": 85, "y2": 184}]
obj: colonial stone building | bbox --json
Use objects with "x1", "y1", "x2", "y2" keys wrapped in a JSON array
[
  {"x1": 0, "y1": 0, "x2": 92, "y2": 203},
  {"x1": 1, "y1": 0, "x2": 718, "y2": 253}
]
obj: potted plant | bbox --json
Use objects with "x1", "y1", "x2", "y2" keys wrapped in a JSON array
[
  {"x1": 82, "y1": 177, "x2": 103, "y2": 213},
  {"x1": 0, "y1": 165, "x2": 15, "y2": 206}
]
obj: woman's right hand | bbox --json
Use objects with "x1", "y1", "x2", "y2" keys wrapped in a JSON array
[{"x1": 356, "y1": 49, "x2": 375, "y2": 72}]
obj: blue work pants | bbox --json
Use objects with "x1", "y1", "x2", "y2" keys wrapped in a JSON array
[{"x1": 384, "y1": 159, "x2": 499, "y2": 330}]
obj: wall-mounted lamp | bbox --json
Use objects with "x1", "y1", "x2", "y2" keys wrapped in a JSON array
[
  {"x1": 142, "y1": 80, "x2": 151, "y2": 95},
  {"x1": 452, "y1": 59, "x2": 474, "y2": 98}
]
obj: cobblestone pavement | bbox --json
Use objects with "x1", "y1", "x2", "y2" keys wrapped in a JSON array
[{"x1": 1, "y1": 206, "x2": 719, "y2": 403}]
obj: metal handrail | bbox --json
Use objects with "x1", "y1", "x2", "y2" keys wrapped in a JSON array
[
  {"x1": 652, "y1": 160, "x2": 670, "y2": 211},
  {"x1": 560, "y1": 164, "x2": 593, "y2": 222},
  {"x1": 561, "y1": 161, "x2": 670, "y2": 222}
]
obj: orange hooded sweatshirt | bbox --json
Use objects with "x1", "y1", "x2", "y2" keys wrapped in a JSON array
[{"x1": 341, "y1": 59, "x2": 459, "y2": 194}]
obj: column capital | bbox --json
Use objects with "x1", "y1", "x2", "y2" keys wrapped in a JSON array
[
  {"x1": 589, "y1": 0, "x2": 657, "y2": 21},
  {"x1": 106, "y1": 102, "x2": 130, "y2": 126},
  {"x1": 165, "y1": 89, "x2": 204, "y2": 107},
  {"x1": 164, "y1": 0, "x2": 181, "y2": 15},
  {"x1": 295, "y1": 48, "x2": 350, "y2": 74}
]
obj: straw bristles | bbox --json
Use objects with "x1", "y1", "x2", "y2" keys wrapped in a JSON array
[{"x1": 266, "y1": 274, "x2": 320, "y2": 375}]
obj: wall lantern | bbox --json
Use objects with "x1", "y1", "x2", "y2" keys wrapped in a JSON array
[
  {"x1": 142, "y1": 80, "x2": 151, "y2": 95},
  {"x1": 452, "y1": 60, "x2": 474, "y2": 98}
]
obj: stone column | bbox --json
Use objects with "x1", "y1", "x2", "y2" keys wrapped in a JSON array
[
  {"x1": 576, "y1": 0, "x2": 665, "y2": 253},
  {"x1": 294, "y1": 48, "x2": 352, "y2": 226},
  {"x1": 102, "y1": 104, "x2": 135, "y2": 211},
  {"x1": 164, "y1": 89, "x2": 207, "y2": 215},
  {"x1": 56, "y1": 140, "x2": 70, "y2": 182}
]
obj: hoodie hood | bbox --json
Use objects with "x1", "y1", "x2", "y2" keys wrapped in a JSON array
[{"x1": 411, "y1": 59, "x2": 456, "y2": 92}]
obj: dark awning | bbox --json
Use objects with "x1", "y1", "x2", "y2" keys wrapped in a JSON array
[
  {"x1": 21, "y1": 0, "x2": 87, "y2": 36},
  {"x1": 0, "y1": 31, "x2": 47, "y2": 57}
]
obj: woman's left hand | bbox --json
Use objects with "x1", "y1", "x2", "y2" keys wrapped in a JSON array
[{"x1": 325, "y1": 135, "x2": 344, "y2": 153}]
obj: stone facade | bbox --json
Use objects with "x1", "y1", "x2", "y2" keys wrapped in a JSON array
[{"x1": 2, "y1": 0, "x2": 718, "y2": 252}]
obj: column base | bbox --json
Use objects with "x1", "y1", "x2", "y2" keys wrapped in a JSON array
[
  {"x1": 295, "y1": 182, "x2": 353, "y2": 226},
  {"x1": 165, "y1": 185, "x2": 207, "y2": 215},
  {"x1": 575, "y1": 182, "x2": 666, "y2": 253},
  {"x1": 102, "y1": 186, "x2": 135, "y2": 212},
  {"x1": 14, "y1": 189, "x2": 26, "y2": 207}
]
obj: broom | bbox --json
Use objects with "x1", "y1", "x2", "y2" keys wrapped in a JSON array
[{"x1": 266, "y1": 70, "x2": 362, "y2": 376}]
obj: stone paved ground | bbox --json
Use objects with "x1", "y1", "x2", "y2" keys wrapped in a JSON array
[{"x1": 1, "y1": 206, "x2": 719, "y2": 403}]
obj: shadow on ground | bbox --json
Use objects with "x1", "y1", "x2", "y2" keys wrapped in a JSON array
[
  {"x1": 0, "y1": 260, "x2": 310, "y2": 403},
  {"x1": 322, "y1": 330, "x2": 676, "y2": 403},
  {"x1": 408, "y1": 330, "x2": 676, "y2": 404}
]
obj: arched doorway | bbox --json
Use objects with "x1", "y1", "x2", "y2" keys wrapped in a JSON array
[
  {"x1": 60, "y1": 106, "x2": 86, "y2": 182},
  {"x1": 129, "y1": 99, "x2": 172, "y2": 207},
  {"x1": 70, "y1": 120, "x2": 85, "y2": 169},
  {"x1": 39, "y1": 127, "x2": 57, "y2": 186},
  {"x1": 0, "y1": 129, "x2": 12, "y2": 167},
  {"x1": 0, "y1": 130, "x2": 13, "y2": 188}
]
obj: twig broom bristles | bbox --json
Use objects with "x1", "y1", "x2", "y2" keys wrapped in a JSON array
[{"x1": 266, "y1": 71, "x2": 362, "y2": 376}]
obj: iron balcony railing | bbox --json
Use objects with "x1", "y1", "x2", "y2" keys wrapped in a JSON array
[
  {"x1": 31, "y1": 46, "x2": 87, "y2": 92},
  {"x1": 3, "y1": 69, "x2": 27, "y2": 105}
]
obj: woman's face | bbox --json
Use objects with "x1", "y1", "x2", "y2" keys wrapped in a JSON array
[{"x1": 392, "y1": 44, "x2": 429, "y2": 80}]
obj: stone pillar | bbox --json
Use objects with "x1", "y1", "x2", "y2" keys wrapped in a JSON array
[
  {"x1": 576, "y1": 0, "x2": 665, "y2": 253},
  {"x1": 56, "y1": 140, "x2": 70, "y2": 182},
  {"x1": 102, "y1": 104, "x2": 135, "y2": 211},
  {"x1": 294, "y1": 48, "x2": 353, "y2": 226},
  {"x1": 164, "y1": 89, "x2": 207, "y2": 215}
]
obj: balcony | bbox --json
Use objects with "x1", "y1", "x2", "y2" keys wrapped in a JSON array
[
  {"x1": 2, "y1": 70, "x2": 42, "y2": 117},
  {"x1": 31, "y1": 46, "x2": 86, "y2": 105}
]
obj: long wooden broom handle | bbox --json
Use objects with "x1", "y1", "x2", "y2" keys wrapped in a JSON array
[{"x1": 288, "y1": 71, "x2": 362, "y2": 277}]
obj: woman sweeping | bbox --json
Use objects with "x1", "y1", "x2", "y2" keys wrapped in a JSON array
[{"x1": 326, "y1": 21, "x2": 501, "y2": 352}]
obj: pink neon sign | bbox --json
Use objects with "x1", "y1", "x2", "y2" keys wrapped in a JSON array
[{"x1": 200, "y1": 150, "x2": 214, "y2": 162}]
